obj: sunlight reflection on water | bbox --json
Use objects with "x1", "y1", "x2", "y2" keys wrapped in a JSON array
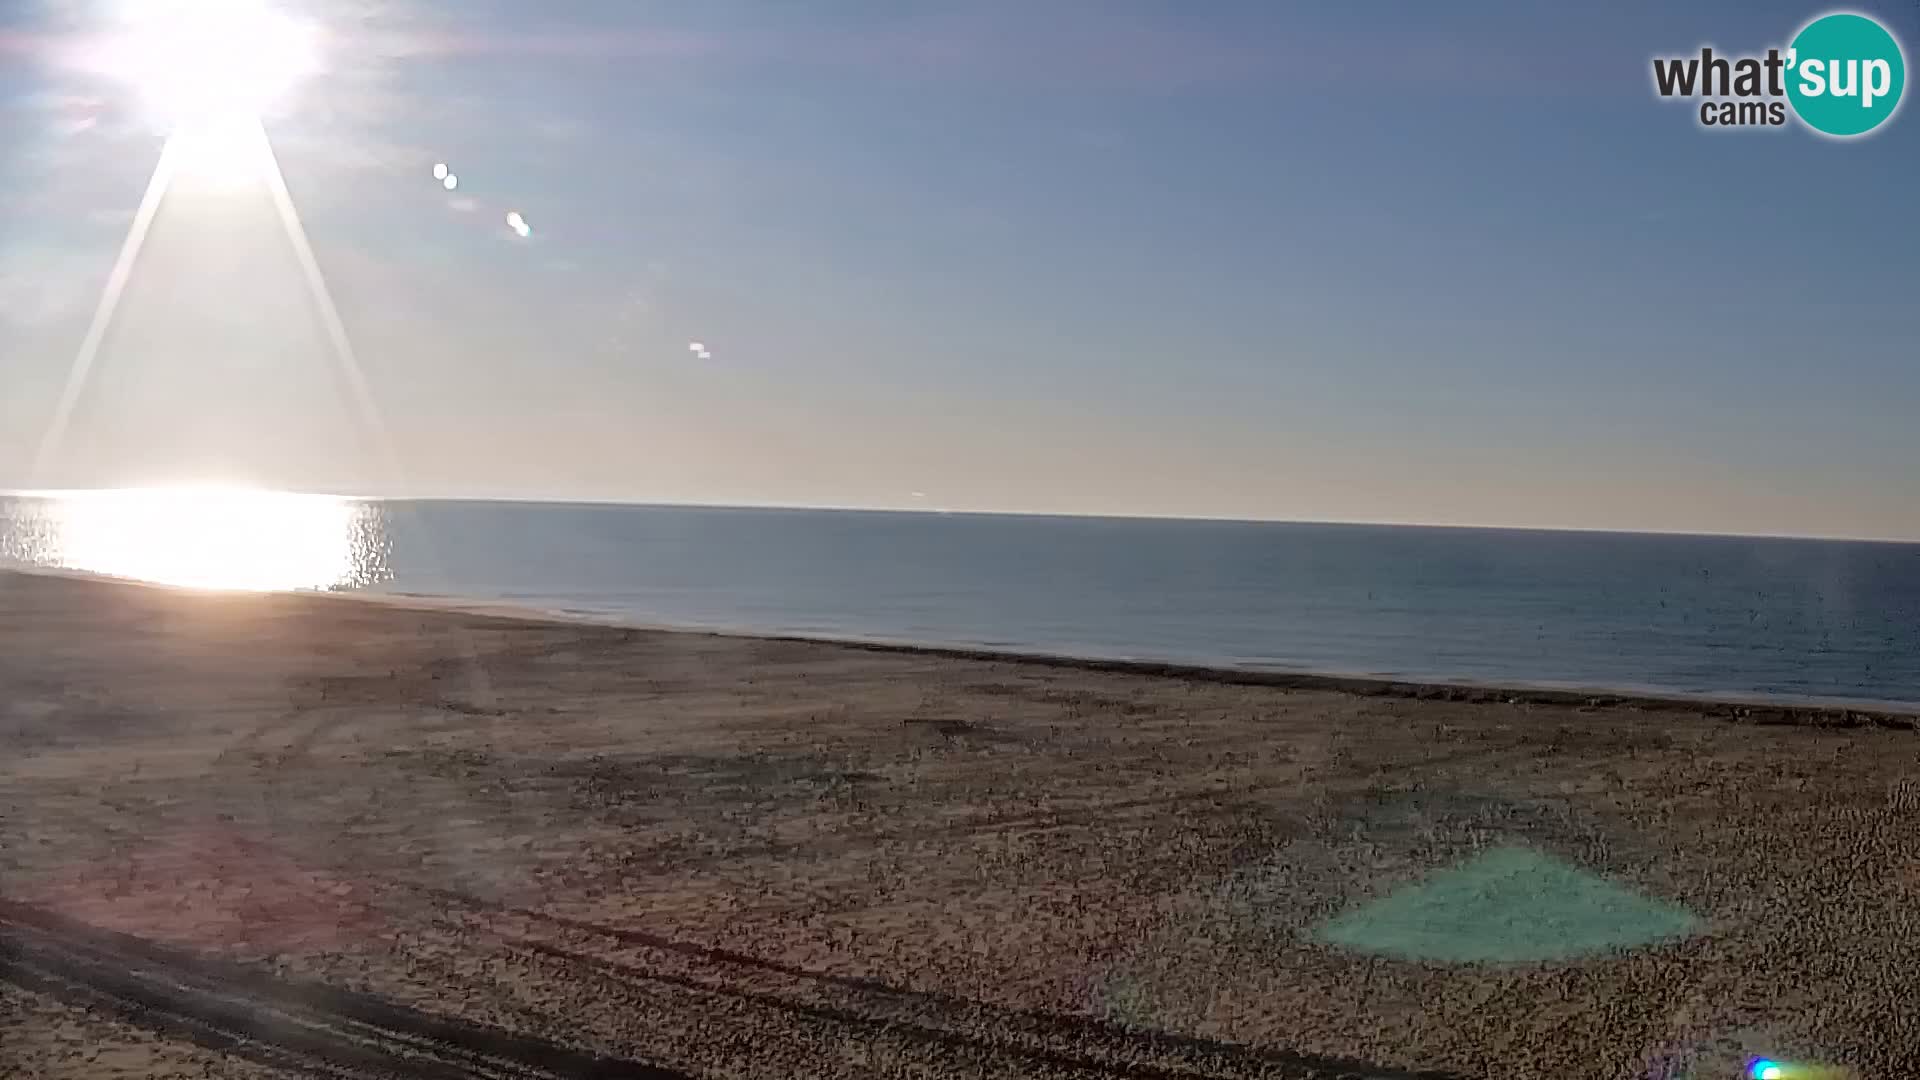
[{"x1": 0, "y1": 488, "x2": 390, "y2": 592}]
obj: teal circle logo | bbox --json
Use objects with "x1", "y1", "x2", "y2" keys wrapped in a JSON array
[{"x1": 1786, "y1": 12, "x2": 1906, "y2": 137}]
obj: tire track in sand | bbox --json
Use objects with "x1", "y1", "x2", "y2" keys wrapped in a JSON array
[{"x1": 0, "y1": 900, "x2": 688, "y2": 1079}]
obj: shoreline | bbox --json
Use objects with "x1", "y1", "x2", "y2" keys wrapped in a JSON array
[{"x1": 8, "y1": 564, "x2": 1919, "y2": 728}]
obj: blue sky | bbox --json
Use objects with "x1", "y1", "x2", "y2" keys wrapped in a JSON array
[{"x1": 0, "y1": 0, "x2": 1916, "y2": 537}]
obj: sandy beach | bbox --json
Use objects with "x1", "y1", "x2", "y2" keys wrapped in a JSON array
[{"x1": 3, "y1": 570, "x2": 1919, "y2": 1079}]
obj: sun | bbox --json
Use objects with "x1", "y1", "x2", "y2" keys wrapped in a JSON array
[{"x1": 85, "y1": 0, "x2": 322, "y2": 182}]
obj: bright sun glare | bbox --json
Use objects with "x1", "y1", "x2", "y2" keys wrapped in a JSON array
[
  {"x1": 89, "y1": 0, "x2": 321, "y2": 182},
  {"x1": 32, "y1": 487, "x2": 375, "y2": 592}
]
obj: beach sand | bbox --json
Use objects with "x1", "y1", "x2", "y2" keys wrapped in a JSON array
[{"x1": 3, "y1": 570, "x2": 1919, "y2": 1079}]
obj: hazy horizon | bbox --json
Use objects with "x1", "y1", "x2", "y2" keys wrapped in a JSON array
[
  {"x1": 11, "y1": 485, "x2": 1920, "y2": 546},
  {"x1": 4, "y1": 1, "x2": 1917, "y2": 540}
]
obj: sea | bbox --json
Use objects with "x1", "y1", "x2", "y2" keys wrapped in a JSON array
[{"x1": 5, "y1": 491, "x2": 1920, "y2": 707}]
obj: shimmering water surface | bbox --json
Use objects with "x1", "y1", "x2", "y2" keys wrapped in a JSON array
[
  {"x1": 6, "y1": 490, "x2": 1920, "y2": 705},
  {"x1": 1, "y1": 489, "x2": 388, "y2": 592}
]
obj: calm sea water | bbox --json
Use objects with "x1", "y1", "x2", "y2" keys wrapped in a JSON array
[{"x1": 6, "y1": 493, "x2": 1920, "y2": 706}]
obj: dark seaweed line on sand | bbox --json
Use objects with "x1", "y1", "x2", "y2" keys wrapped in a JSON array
[
  {"x1": 332, "y1": 600, "x2": 1920, "y2": 730},
  {"x1": 771, "y1": 636, "x2": 1920, "y2": 730},
  {"x1": 9, "y1": 569, "x2": 1916, "y2": 730},
  {"x1": 0, "y1": 901, "x2": 688, "y2": 1079},
  {"x1": 374, "y1": 583, "x2": 1920, "y2": 729},
  {"x1": 285, "y1": 579, "x2": 1920, "y2": 730}
]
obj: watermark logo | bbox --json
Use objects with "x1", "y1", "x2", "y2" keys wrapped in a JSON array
[
  {"x1": 1787, "y1": 12, "x2": 1906, "y2": 135},
  {"x1": 1652, "y1": 10, "x2": 1906, "y2": 137}
]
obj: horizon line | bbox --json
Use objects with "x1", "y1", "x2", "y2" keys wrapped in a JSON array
[{"x1": 3, "y1": 485, "x2": 1917, "y2": 546}]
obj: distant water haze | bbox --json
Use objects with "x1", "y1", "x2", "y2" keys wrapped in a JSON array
[{"x1": 5, "y1": 490, "x2": 1920, "y2": 706}]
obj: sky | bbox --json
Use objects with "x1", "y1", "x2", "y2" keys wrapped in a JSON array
[{"x1": 0, "y1": 0, "x2": 1916, "y2": 539}]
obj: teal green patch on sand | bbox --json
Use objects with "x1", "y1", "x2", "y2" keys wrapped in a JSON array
[{"x1": 1312, "y1": 846, "x2": 1701, "y2": 964}]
